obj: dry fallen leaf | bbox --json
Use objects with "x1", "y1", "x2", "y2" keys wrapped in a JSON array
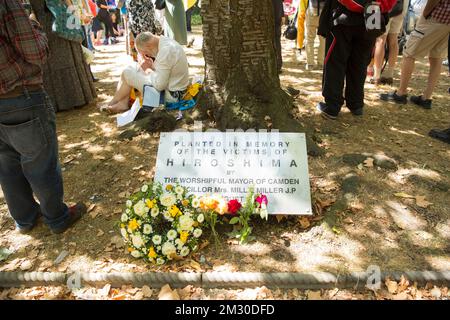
[
  {"x1": 190, "y1": 260, "x2": 202, "y2": 271},
  {"x1": 96, "y1": 229, "x2": 105, "y2": 237},
  {"x1": 343, "y1": 217, "x2": 354, "y2": 224},
  {"x1": 317, "y1": 198, "x2": 336, "y2": 210},
  {"x1": 363, "y1": 157, "x2": 374, "y2": 168},
  {"x1": 63, "y1": 156, "x2": 75, "y2": 164},
  {"x1": 99, "y1": 284, "x2": 111, "y2": 297},
  {"x1": 275, "y1": 215, "x2": 287, "y2": 223},
  {"x1": 298, "y1": 217, "x2": 311, "y2": 229},
  {"x1": 142, "y1": 285, "x2": 153, "y2": 298},
  {"x1": 415, "y1": 196, "x2": 433, "y2": 208},
  {"x1": 430, "y1": 287, "x2": 442, "y2": 299},
  {"x1": 394, "y1": 192, "x2": 415, "y2": 199},
  {"x1": 199, "y1": 240, "x2": 209, "y2": 250},
  {"x1": 393, "y1": 292, "x2": 408, "y2": 300},
  {"x1": 112, "y1": 294, "x2": 126, "y2": 300},
  {"x1": 20, "y1": 260, "x2": 33, "y2": 271},
  {"x1": 158, "y1": 284, "x2": 180, "y2": 300},
  {"x1": 328, "y1": 288, "x2": 339, "y2": 299},
  {"x1": 88, "y1": 204, "x2": 99, "y2": 218},
  {"x1": 307, "y1": 290, "x2": 322, "y2": 300},
  {"x1": 385, "y1": 279, "x2": 398, "y2": 294},
  {"x1": 398, "y1": 275, "x2": 409, "y2": 293}
]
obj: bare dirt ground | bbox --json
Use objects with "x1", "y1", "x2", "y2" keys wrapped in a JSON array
[{"x1": 0, "y1": 26, "x2": 449, "y2": 299}]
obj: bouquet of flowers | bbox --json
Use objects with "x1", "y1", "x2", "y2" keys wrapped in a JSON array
[
  {"x1": 197, "y1": 187, "x2": 269, "y2": 244},
  {"x1": 119, "y1": 183, "x2": 205, "y2": 265}
]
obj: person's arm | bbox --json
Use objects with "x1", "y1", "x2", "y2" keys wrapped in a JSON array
[
  {"x1": 422, "y1": 0, "x2": 441, "y2": 18},
  {"x1": 6, "y1": 0, "x2": 48, "y2": 66},
  {"x1": 148, "y1": 49, "x2": 173, "y2": 91}
]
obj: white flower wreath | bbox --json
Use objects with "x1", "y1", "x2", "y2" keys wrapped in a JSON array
[{"x1": 120, "y1": 183, "x2": 205, "y2": 264}]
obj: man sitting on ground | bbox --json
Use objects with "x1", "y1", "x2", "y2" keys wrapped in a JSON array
[{"x1": 101, "y1": 32, "x2": 190, "y2": 114}]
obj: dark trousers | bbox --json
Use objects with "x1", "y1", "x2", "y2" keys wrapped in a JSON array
[
  {"x1": 186, "y1": 6, "x2": 194, "y2": 32},
  {"x1": 97, "y1": 10, "x2": 115, "y2": 39},
  {"x1": 322, "y1": 24, "x2": 377, "y2": 113},
  {"x1": 0, "y1": 90, "x2": 69, "y2": 230}
]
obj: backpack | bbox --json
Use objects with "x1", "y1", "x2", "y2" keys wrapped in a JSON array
[
  {"x1": 307, "y1": 0, "x2": 326, "y2": 17},
  {"x1": 283, "y1": 11, "x2": 298, "y2": 40}
]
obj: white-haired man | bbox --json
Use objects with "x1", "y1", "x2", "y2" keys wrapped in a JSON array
[{"x1": 101, "y1": 32, "x2": 190, "y2": 114}]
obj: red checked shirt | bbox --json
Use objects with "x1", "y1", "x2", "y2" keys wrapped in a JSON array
[
  {"x1": 0, "y1": 0, "x2": 49, "y2": 94},
  {"x1": 431, "y1": 0, "x2": 450, "y2": 25}
]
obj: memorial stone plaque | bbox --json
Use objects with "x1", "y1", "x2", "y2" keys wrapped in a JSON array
[{"x1": 154, "y1": 132, "x2": 312, "y2": 215}]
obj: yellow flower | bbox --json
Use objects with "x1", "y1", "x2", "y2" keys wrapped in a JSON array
[
  {"x1": 145, "y1": 199, "x2": 154, "y2": 209},
  {"x1": 128, "y1": 247, "x2": 133, "y2": 253},
  {"x1": 169, "y1": 205, "x2": 181, "y2": 217},
  {"x1": 148, "y1": 247, "x2": 157, "y2": 259},
  {"x1": 182, "y1": 199, "x2": 189, "y2": 207},
  {"x1": 193, "y1": 221, "x2": 199, "y2": 227},
  {"x1": 128, "y1": 219, "x2": 139, "y2": 231},
  {"x1": 201, "y1": 196, "x2": 218, "y2": 211},
  {"x1": 180, "y1": 231, "x2": 189, "y2": 243},
  {"x1": 120, "y1": 223, "x2": 125, "y2": 228},
  {"x1": 166, "y1": 184, "x2": 173, "y2": 191}
]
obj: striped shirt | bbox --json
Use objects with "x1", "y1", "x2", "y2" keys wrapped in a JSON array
[
  {"x1": 431, "y1": 0, "x2": 450, "y2": 25},
  {"x1": 0, "y1": 0, "x2": 49, "y2": 94}
]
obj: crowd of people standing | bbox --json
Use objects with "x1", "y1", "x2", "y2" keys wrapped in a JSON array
[{"x1": 278, "y1": 0, "x2": 449, "y2": 142}]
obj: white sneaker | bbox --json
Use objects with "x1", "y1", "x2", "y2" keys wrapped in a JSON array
[{"x1": 295, "y1": 49, "x2": 302, "y2": 62}]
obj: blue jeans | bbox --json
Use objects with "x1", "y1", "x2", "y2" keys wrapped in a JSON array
[{"x1": 0, "y1": 90, "x2": 69, "y2": 230}]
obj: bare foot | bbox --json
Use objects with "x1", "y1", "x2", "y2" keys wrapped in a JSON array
[{"x1": 100, "y1": 100, "x2": 130, "y2": 114}]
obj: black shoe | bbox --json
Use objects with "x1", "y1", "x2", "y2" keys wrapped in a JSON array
[
  {"x1": 410, "y1": 95, "x2": 432, "y2": 109},
  {"x1": 350, "y1": 108, "x2": 363, "y2": 116},
  {"x1": 429, "y1": 128, "x2": 450, "y2": 144},
  {"x1": 380, "y1": 90, "x2": 407, "y2": 104},
  {"x1": 317, "y1": 102, "x2": 338, "y2": 120},
  {"x1": 51, "y1": 203, "x2": 87, "y2": 234},
  {"x1": 16, "y1": 223, "x2": 36, "y2": 234}
]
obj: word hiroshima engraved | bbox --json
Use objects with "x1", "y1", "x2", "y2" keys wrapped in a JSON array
[{"x1": 154, "y1": 131, "x2": 312, "y2": 215}]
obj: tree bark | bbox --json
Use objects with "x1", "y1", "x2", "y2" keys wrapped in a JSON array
[{"x1": 199, "y1": 0, "x2": 321, "y2": 155}]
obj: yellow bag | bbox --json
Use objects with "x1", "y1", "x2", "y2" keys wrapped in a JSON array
[{"x1": 183, "y1": 83, "x2": 202, "y2": 100}]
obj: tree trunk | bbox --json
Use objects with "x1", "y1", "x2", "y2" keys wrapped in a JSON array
[{"x1": 199, "y1": 0, "x2": 321, "y2": 155}]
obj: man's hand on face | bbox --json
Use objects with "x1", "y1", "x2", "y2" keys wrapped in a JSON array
[{"x1": 138, "y1": 52, "x2": 155, "y2": 73}]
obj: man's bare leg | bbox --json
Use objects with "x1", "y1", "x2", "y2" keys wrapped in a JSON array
[
  {"x1": 397, "y1": 56, "x2": 416, "y2": 96},
  {"x1": 101, "y1": 73, "x2": 135, "y2": 113},
  {"x1": 373, "y1": 34, "x2": 387, "y2": 81},
  {"x1": 380, "y1": 33, "x2": 400, "y2": 81},
  {"x1": 423, "y1": 57, "x2": 443, "y2": 100}
]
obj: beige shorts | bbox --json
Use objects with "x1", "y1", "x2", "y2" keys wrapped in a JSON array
[
  {"x1": 403, "y1": 16, "x2": 450, "y2": 60},
  {"x1": 385, "y1": 13, "x2": 404, "y2": 35}
]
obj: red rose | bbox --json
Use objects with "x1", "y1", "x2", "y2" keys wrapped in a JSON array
[{"x1": 227, "y1": 199, "x2": 242, "y2": 215}]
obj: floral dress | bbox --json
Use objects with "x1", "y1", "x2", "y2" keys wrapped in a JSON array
[{"x1": 126, "y1": 0, "x2": 162, "y2": 36}]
